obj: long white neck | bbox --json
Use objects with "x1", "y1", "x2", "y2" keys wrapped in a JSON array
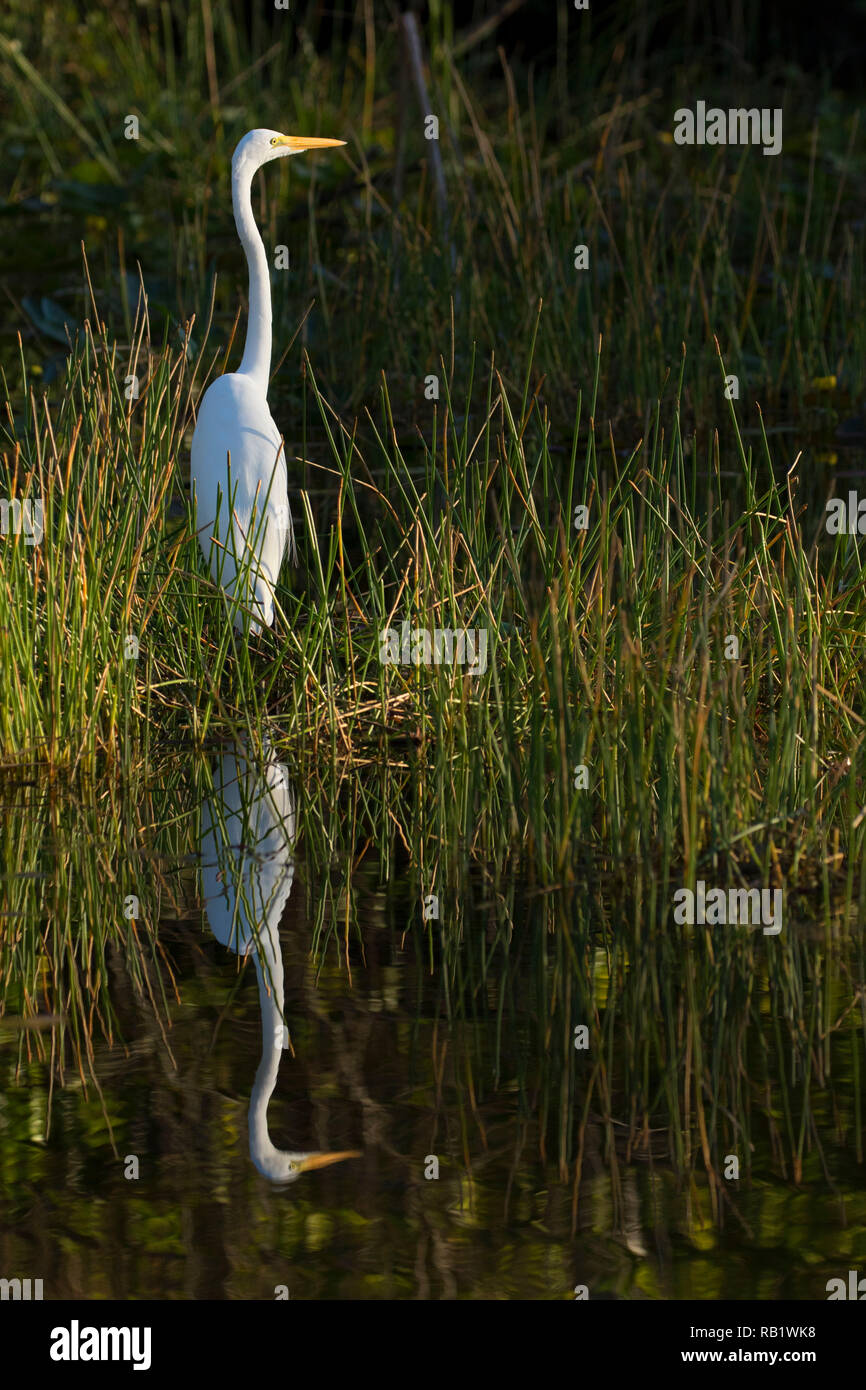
[{"x1": 232, "y1": 162, "x2": 272, "y2": 392}]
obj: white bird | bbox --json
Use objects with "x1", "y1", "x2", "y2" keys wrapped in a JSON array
[
  {"x1": 191, "y1": 129, "x2": 345, "y2": 634},
  {"x1": 200, "y1": 741, "x2": 360, "y2": 1182}
]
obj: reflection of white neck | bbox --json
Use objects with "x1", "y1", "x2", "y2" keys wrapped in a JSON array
[{"x1": 249, "y1": 929, "x2": 293, "y2": 1179}]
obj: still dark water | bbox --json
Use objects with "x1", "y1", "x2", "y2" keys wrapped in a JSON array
[{"x1": 0, "y1": 747, "x2": 864, "y2": 1300}]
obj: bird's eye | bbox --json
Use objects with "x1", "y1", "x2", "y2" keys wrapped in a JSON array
[{"x1": 270, "y1": 137, "x2": 279, "y2": 146}]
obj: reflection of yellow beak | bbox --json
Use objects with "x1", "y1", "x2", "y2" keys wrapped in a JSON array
[
  {"x1": 296, "y1": 1150, "x2": 361, "y2": 1172},
  {"x1": 278, "y1": 135, "x2": 346, "y2": 151}
]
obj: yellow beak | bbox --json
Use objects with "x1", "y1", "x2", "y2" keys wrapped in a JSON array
[
  {"x1": 296, "y1": 1149, "x2": 361, "y2": 1172},
  {"x1": 278, "y1": 135, "x2": 346, "y2": 151}
]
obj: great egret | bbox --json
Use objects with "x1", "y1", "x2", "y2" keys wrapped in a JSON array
[
  {"x1": 200, "y1": 740, "x2": 360, "y2": 1182},
  {"x1": 191, "y1": 129, "x2": 345, "y2": 634}
]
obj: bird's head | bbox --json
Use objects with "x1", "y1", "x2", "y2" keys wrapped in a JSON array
[
  {"x1": 259, "y1": 1149, "x2": 362, "y2": 1186},
  {"x1": 232, "y1": 128, "x2": 346, "y2": 175}
]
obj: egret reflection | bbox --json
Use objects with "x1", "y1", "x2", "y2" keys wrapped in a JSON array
[{"x1": 200, "y1": 740, "x2": 360, "y2": 1183}]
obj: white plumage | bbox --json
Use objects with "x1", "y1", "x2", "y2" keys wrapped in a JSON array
[
  {"x1": 190, "y1": 127, "x2": 344, "y2": 635},
  {"x1": 191, "y1": 372, "x2": 290, "y2": 634}
]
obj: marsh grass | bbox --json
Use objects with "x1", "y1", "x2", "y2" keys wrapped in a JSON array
[
  {"x1": 1, "y1": 0, "x2": 865, "y2": 1216},
  {"x1": 2, "y1": 1, "x2": 864, "y2": 435},
  {"x1": 1, "y1": 735, "x2": 863, "y2": 1212},
  {"x1": 1, "y1": 285, "x2": 865, "y2": 1209},
  {"x1": 2, "y1": 288, "x2": 865, "y2": 882}
]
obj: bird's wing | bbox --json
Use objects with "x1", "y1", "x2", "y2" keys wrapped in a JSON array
[{"x1": 191, "y1": 375, "x2": 292, "y2": 603}]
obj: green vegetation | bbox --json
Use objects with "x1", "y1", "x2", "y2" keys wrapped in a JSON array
[
  {"x1": 2, "y1": 292, "x2": 865, "y2": 884},
  {"x1": 0, "y1": 0, "x2": 864, "y2": 1295}
]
